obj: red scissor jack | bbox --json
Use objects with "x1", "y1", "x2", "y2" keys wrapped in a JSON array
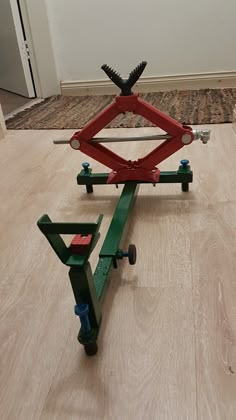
[
  {"x1": 70, "y1": 62, "x2": 194, "y2": 183},
  {"x1": 39, "y1": 62, "x2": 211, "y2": 357}
]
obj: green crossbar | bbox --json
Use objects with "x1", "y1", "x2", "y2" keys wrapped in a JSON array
[{"x1": 77, "y1": 171, "x2": 193, "y2": 186}]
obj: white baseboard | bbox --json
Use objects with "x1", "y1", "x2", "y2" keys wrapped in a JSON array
[{"x1": 61, "y1": 71, "x2": 236, "y2": 96}]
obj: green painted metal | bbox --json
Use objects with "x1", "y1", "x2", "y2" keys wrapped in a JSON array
[
  {"x1": 37, "y1": 184, "x2": 137, "y2": 344},
  {"x1": 92, "y1": 183, "x2": 137, "y2": 302},
  {"x1": 99, "y1": 182, "x2": 138, "y2": 257},
  {"x1": 38, "y1": 161, "x2": 194, "y2": 350},
  {"x1": 37, "y1": 214, "x2": 103, "y2": 266},
  {"x1": 77, "y1": 170, "x2": 193, "y2": 185},
  {"x1": 93, "y1": 257, "x2": 114, "y2": 302},
  {"x1": 177, "y1": 163, "x2": 191, "y2": 174},
  {"x1": 69, "y1": 264, "x2": 101, "y2": 344},
  {"x1": 38, "y1": 213, "x2": 103, "y2": 235},
  {"x1": 37, "y1": 214, "x2": 104, "y2": 345}
]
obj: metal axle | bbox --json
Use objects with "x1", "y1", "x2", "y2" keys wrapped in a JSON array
[{"x1": 53, "y1": 129, "x2": 210, "y2": 145}]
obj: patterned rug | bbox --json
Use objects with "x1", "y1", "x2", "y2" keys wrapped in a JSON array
[{"x1": 6, "y1": 88, "x2": 236, "y2": 129}]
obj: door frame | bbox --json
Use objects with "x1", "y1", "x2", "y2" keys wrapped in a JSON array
[
  {"x1": 18, "y1": 0, "x2": 60, "y2": 98},
  {"x1": 0, "y1": 104, "x2": 7, "y2": 139}
]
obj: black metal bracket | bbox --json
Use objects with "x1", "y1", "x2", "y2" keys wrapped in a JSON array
[{"x1": 101, "y1": 61, "x2": 147, "y2": 96}]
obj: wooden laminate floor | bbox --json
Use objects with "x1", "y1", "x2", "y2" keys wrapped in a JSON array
[{"x1": 0, "y1": 125, "x2": 236, "y2": 419}]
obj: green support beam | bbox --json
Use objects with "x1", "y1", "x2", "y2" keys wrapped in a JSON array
[
  {"x1": 77, "y1": 170, "x2": 193, "y2": 186},
  {"x1": 93, "y1": 182, "x2": 138, "y2": 301},
  {"x1": 93, "y1": 257, "x2": 113, "y2": 302},
  {"x1": 99, "y1": 182, "x2": 137, "y2": 257}
]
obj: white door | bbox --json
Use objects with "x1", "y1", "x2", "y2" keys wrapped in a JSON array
[{"x1": 0, "y1": 0, "x2": 35, "y2": 97}]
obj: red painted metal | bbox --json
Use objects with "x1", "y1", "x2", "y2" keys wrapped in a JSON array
[
  {"x1": 70, "y1": 94, "x2": 194, "y2": 183},
  {"x1": 71, "y1": 234, "x2": 92, "y2": 255}
]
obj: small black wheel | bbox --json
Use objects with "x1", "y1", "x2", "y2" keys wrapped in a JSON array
[
  {"x1": 128, "y1": 244, "x2": 137, "y2": 265},
  {"x1": 182, "y1": 183, "x2": 189, "y2": 192},
  {"x1": 84, "y1": 342, "x2": 98, "y2": 356},
  {"x1": 86, "y1": 184, "x2": 93, "y2": 193}
]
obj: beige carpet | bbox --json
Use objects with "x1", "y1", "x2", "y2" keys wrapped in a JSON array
[{"x1": 6, "y1": 88, "x2": 236, "y2": 129}]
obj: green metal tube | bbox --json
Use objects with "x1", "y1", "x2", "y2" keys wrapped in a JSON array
[
  {"x1": 99, "y1": 183, "x2": 137, "y2": 257},
  {"x1": 77, "y1": 171, "x2": 193, "y2": 186},
  {"x1": 93, "y1": 183, "x2": 138, "y2": 302},
  {"x1": 93, "y1": 257, "x2": 114, "y2": 303}
]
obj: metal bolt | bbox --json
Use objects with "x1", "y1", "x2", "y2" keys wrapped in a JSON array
[
  {"x1": 193, "y1": 129, "x2": 210, "y2": 144},
  {"x1": 116, "y1": 244, "x2": 136, "y2": 265},
  {"x1": 74, "y1": 303, "x2": 91, "y2": 333},
  {"x1": 122, "y1": 251, "x2": 129, "y2": 257},
  {"x1": 82, "y1": 162, "x2": 90, "y2": 173},
  {"x1": 200, "y1": 129, "x2": 211, "y2": 144},
  {"x1": 116, "y1": 249, "x2": 129, "y2": 259},
  {"x1": 180, "y1": 159, "x2": 189, "y2": 169},
  {"x1": 71, "y1": 139, "x2": 80, "y2": 150},
  {"x1": 181, "y1": 133, "x2": 192, "y2": 144}
]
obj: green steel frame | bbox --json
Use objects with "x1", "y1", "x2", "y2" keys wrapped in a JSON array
[
  {"x1": 77, "y1": 170, "x2": 193, "y2": 187},
  {"x1": 38, "y1": 182, "x2": 138, "y2": 349},
  {"x1": 37, "y1": 161, "x2": 192, "y2": 354}
]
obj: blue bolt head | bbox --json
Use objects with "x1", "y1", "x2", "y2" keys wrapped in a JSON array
[
  {"x1": 82, "y1": 162, "x2": 90, "y2": 172},
  {"x1": 74, "y1": 303, "x2": 89, "y2": 317},
  {"x1": 180, "y1": 159, "x2": 189, "y2": 168}
]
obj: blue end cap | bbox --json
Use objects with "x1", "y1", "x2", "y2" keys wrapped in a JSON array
[
  {"x1": 180, "y1": 159, "x2": 189, "y2": 168},
  {"x1": 74, "y1": 303, "x2": 89, "y2": 317},
  {"x1": 74, "y1": 303, "x2": 91, "y2": 333},
  {"x1": 82, "y1": 162, "x2": 90, "y2": 172}
]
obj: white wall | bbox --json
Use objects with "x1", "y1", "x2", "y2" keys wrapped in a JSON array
[{"x1": 46, "y1": 0, "x2": 236, "y2": 82}]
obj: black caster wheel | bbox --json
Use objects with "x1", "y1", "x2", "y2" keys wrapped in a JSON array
[
  {"x1": 128, "y1": 244, "x2": 137, "y2": 265},
  {"x1": 86, "y1": 185, "x2": 93, "y2": 193},
  {"x1": 84, "y1": 342, "x2": 98, "y2": 356},
  {"x1": 182, "y1": 183, "x2": 189, "y2": 192}
]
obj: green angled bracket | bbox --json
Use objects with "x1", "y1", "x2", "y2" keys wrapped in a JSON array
[{"x1": 37, "y1": 213, "x2": 103, "y2": 267}]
